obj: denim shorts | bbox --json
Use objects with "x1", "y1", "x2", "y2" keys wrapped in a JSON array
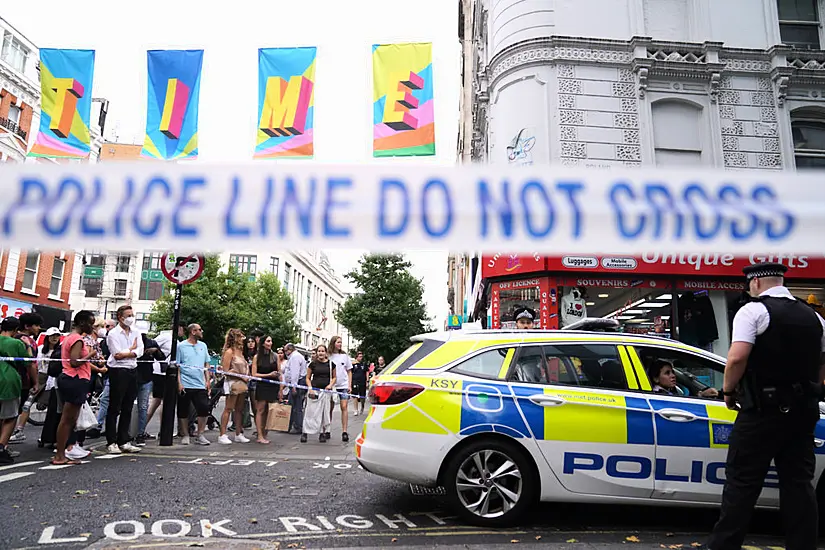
[
  {"x1": 58, "y1": 373, "x2": 90, "y2": 406},
  {"x1": 334, "y1": 388, "x2": 350, "y2": 401}
]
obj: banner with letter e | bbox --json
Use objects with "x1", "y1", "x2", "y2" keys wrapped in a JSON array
[
  {"x1": 141, "y1": 50, "x2": 203, "y2": 161},
  {"x1": 28, "y1": 49, "x2": 95, "y2": 160},
  {"x1": 255, "y1": 47, "x2": 316, "y2": 159},
  {"x1": 372, "y1": 42, "x2": 435, "y2": 157}
]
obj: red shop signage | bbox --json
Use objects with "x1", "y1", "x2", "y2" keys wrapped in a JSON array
[
  {"x1": 676, "y1": 280, "x2": 746, "y2": 291},
  {"x1": 490, "y1": 276, "x2": 558, "y2": 329},
  {"x1": 546, "y1": 253, "x2": 825, "y2": 279},
  {"x1": 482, "y1": 253, "x2": 546, "y2": 278},
  {"x1": 559, "y1": 276, "x2": 669, "y2": 290}
]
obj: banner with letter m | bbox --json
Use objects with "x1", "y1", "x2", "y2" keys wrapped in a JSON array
[
  {"x1": 255, "y1": 47, "x2": 316, "y2": 159},
  {"x1": 141, "y1": 49, "x2": 203, "y2": 161}
]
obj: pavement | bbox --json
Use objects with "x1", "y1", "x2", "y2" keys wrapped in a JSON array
[{"x1": 0, "y1": 401, "x2": 802, "y2": 550}]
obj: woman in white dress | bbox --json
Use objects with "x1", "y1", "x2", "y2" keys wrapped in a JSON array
[{"x1": 301, "y1": 344, "x2": 336, "y2": 443}]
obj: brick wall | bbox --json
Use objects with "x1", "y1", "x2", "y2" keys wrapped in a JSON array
[{"x1": 0, "y1": 250, "x2": 75, "y2": 310}]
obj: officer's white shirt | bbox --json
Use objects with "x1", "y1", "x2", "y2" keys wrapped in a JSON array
[{"x1": 731, "y1": 286, "x2": 825, "y2": 352}]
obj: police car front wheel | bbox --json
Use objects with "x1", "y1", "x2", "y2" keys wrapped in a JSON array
[{"x1": 445, "y1": 439, "x2": 537, "y2": 527}]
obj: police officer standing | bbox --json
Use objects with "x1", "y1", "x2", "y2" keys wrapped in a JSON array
[{"x1": 708, "y1": 262, "x2": 825, "y2": 550}]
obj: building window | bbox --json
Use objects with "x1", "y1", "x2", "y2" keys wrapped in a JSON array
[
  {"x1": 1, "y1": 32, "x2": 30, "y2": 73},
  {"x1": 270, "y1": 256, "x2": 279, "y2": 277},
  {"x1": 49, "y1": 258, "x2": 65, "y2": 298},
  {"x1": 82, "y1": 277, "x2": 103, "y2": 298},
  {"x1": 306, "y1": 282, "x2": 313, "y2": 321},
  {"x1": 7, "y1": 105, "x2": 20, "y2": 124},
  {"x1": 115, "y1": 254, "x2": 131, "y2": 273},
  {"x1": 778, "y1": 0, "x2": 821, "y2": 49},
  {"x1": 284, "y1": 263, "x2": 291, "y2": 290},
  {"x1": 651, "y1": 100, "x2": 704, "y2": 166},
  {"x1": 142, "y1": 252, "x2": 162, "y2": 270},
  {"x1": 87, "y1": 252, "x2": 105, "y2": 267},
  {"x1": 22, "y1": 252, "x2": 40, "y2": 292},
  {"x1": 229, "y1": 254, "x2": 257, "y2": 275},
  {"x1": 114, "y1": 279, "x2": 128, "y2": 297},
  {"x1": 791, "y1": 109, "x2": 825, "y2": 168}
]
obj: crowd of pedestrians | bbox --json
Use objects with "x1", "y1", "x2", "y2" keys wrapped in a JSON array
[{"x1": 0, "y1": 304, "x2": 382, "y2": 465}]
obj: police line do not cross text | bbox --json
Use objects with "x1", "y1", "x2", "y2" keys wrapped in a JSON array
[{"x1": 1, "y1": 163, "x2": 823, "y2": 254}]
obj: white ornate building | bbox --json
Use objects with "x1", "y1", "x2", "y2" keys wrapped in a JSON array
[{"x1": 459, "y1": 0, "x2": 825, "y2": 170}]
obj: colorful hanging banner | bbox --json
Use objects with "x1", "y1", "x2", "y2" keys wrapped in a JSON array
[
  {"x1": 141, "y1": 50, "x2": 203, "y2": 161},
  {"x1": 255, "y1": 47, "x2": 316, "y2": 159},
  {"x1": 28, "y1": 49, "x2": 95, "y2": 159},
  {"x1": 372, "y1": 42, "x2": 435, "y2": 158}
]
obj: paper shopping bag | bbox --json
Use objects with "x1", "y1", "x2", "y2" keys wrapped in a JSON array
[{"x1": 266, "y1": 403, "x2": 292, "y2": 432}]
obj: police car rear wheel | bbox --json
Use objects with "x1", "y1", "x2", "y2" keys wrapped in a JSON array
[{"x1": 445, "y1": 440, "x2": 536, "y2": 526}]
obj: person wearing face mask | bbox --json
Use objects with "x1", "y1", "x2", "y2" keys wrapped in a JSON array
[
  {"x1": 104, "y1": 305, "x2": 144, "y2": 454},
  {"x1": 91, "y1": 319, "x2": 117, "y2": 439}
]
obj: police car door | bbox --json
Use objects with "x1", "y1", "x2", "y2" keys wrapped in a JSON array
[
  {"x1": 509, "y1": 342, "x2": 655, "y2": 498},
  {"x1": 631, "y1": 345, "x2": 779, "y2": 506}
]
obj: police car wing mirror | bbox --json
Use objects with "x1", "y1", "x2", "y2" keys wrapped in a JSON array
[{"x1": 561, "y1": 318, "x2": 620, "y2": 332}]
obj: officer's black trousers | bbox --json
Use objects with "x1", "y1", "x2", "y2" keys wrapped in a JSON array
[{"x1": 708, "y1": 406, "x2": 819, "y2": 550}]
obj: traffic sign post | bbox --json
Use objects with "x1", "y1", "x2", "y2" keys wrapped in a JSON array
[{"x1": 158, "y1": 253, "x2": 205, "y2": 447}]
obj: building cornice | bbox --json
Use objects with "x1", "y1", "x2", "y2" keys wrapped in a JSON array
[{"x1": 0, "y1": 62, "x2": 39, "y2": 103}]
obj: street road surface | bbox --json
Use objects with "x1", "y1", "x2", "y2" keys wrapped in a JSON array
[{"x1": 0, "y1": 410, "x2": 793, "y2": 549}]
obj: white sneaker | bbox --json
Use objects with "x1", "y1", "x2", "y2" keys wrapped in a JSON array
[
  {"x1": 181, "y1": 435, "x2": 190, "y2": 445},
  {"x1": 218, "y1": 434, "x2": 233, "y2": 445},
  {"x1": 9, "y1": 430, "x2": 25, "y2": 443},
  {"x1": 106, "y1": 443, "x2": 122, "y2": 454},
  {"x1": 119, "y1": 442, "x2": 142, "y2": 453},
  {"x1": 196, "y1": 434, "x2": 210, "y2": 446},
  {"x1": 66, "y1": 446, "x2": 90, "y2": 460},
  {"x1": 353, "y1": 410, "x2": 360, "y2": 417},
  {"x1": 235, "y1": 433, "x2": 250, "y2": 444}
]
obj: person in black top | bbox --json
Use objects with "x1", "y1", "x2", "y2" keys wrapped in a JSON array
[
  {"x1": 351, "y1": 351, "x2": 368, "y2": 416},
  {"x1": 708, "y1": 262, "x2": 825, "y2": 550},
  {"x1": 252, "y1": 335, "x2": 280, "y2": 444},
  {"x1": 301, "y1": 344, "x2": 336, "y2": 444},
  {"x1": 135, "y1": 333, "x2": 164, "y2": 446}
]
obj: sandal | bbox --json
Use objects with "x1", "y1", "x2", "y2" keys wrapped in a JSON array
[
  {"x1": 256, "y1": 439, "x2": 271, "y2": 445},
  {"x1": 51, "y1": 458, "x2": 81, "y2": 465}
]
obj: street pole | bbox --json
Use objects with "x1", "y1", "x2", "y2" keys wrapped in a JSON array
[{"x1": 159, "y1": 283, "x2": 183, "y2": 446}]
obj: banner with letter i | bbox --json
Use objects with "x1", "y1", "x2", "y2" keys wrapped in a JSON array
[
  {"x1": 372, "y1": 42, "x2": 435, "y2": 157},
  {"x1": 255, "y1": 47, "x2": 316, "y2": 159},
  {"x1": 141, "y1": 50, "x2": 203, "y2": 161},
  {"x1": 28, "y1": 49, "x2": 95, "y2": 159}
]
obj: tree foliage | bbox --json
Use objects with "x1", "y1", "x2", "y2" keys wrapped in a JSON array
[
  {"x1": 337, "y1": 254, "x2": 429, "y2": 363},
  {"x1": 149, "y1": 256, "x2": 299, "y2": 352}
]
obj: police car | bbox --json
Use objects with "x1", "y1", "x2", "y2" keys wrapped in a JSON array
[{"x1": 355, "y1": 319, "x2": 825, "y2": 526}]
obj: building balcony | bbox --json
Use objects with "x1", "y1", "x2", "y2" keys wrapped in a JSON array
[{"x1": 0, "y1": 116, "x2": 26, "y2": 141}]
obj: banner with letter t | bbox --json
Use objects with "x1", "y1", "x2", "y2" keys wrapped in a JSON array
[
  {"x1": 28, "y1": 49, "x2": 95, "y2": 159},
  {"x1": 372, "y1": 42, "x2": 435, "y2": 157},
  {"x1": 255, "y1": 47, "x2": 316, "y2": 159},
  {"x1": 141, "y1": 49, "x2": 203, "y2": 161}
]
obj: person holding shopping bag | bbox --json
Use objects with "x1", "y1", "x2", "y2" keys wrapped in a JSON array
[{"x1": 301, "y1": 344, "x2": 335, "y2": 444}]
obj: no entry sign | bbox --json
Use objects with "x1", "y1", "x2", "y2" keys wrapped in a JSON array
[{"x1": 160, "y1": 253, "x2": 205, "y2": 285}]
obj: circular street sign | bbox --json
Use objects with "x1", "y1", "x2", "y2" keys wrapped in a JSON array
[{"x1": 160, "y1": 253, "x2": 205, "y2": 285}]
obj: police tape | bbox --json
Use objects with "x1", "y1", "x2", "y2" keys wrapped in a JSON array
[{"x1": 3, "y1": 163, "x2": 825, "y2": 253}]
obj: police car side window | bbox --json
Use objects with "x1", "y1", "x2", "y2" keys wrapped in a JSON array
[
  {"x1": 450, "y1": 348, "x2": 512, "y2": 379},
  {"x1": 636, "y1": 347, "x2": 723, "y2": 399},
  {"x1": 543, "y1": 344, "x2": 627, "y2": 390},
  {"x1": 510, "y1": 346, "x2": 549, "y2": 384}
]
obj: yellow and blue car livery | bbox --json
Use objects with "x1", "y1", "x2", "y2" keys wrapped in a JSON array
[{"x1": 355, "y1": 328, "x2": 825, "y2": 525}]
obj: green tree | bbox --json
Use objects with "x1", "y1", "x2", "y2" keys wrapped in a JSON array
[
  {"x1": 149, "y1": 256, "x2": 299, "y2": 352},
  {"x1": 337, "y1": 253, "x2": 430, "y2": 363}
]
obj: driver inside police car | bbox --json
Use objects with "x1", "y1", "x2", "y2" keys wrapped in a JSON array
[
  {"x1": 648, "y1": 359, "x2": 718, "y2": 399},
  {"x1": 513, "y1": 306, "x2": 536, "y2": 329}
]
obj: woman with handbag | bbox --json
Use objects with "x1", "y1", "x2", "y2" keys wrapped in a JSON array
[
  {"x1": 251, "y1": 335, "x2": 280, "y2": 444},
  {"x1": 218, "y1": 328, "x2": 251, "y2": 445},
  {"x1": 301, "y1": 344, "x2": 336, "y2": 443}
]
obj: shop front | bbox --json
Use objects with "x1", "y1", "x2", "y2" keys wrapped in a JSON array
[{"x1": 481, "y1": 253, "x2": 825, "y2": 361}]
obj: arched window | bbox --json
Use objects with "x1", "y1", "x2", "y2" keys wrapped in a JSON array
[
  {"x1": 651, "y1": 100, "x2": 704, "y2": 166},
  {"x1": 791, "y1": 108, "x2": 825, "y2": 169}
]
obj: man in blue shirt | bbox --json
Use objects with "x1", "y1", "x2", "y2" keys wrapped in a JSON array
[{"x1": 176, "y1": 324, "x2": 211, "y2": 446}]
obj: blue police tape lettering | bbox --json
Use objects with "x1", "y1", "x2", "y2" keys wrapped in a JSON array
[
  {"x1": 421, "y1": 179, "x2": 452, "y2": 238},
  {"x1": 279, "y1": 177, "x2": 315, "y2": 237},
  {"x1": 522, "y1": 180, "x2": 554, "y2": 238},
  {"x1": 133, "y1": 177, "x2": 171, "y2": 236},
  {"x1": 752, "y1": 184, "x2": 794, "y2": 240},
  {"x1": 645, "y1": 183, "x2": 683, "y2": 240},
  {"x1": 478, "y1": 180, "x2": 513, "y2": 238},
  {"x1": 43, "y1": 178, "x2": 85, "y2": 237},
  {"x1": 323, "y1": 177, "x2": 352, "y2": 238},
  {"x1": 609, "y1": 182, "x2": 645, "y2": 238},
  {"x1": 2, "y1": 178, "x2": 47, "y2": 236},
  {"x1": 718, "y1": 184, "x2": 757, "y2": 240},
  {"x1": 174, "y1": 177, "x2": 204, "y2": 237},
  {"x1": 378, "y1": 179, "x2": 409, "y2": 237},
  {"x1": 557, "y1": 181, "x2": 584, "y2": 238},
  {"x1": 259, "y1": 178, "x2": 274, "y2": 237},
  {"x1": 113, "y1": 178, "x2": 135, "y2": 236},
  {"x1": 225, "y1": 177, "x2": 250, "y2": 237},
  {"x1": 683, "y1": 184, "x2": 721, "y2": 240},
  {"x1": 80, "y1": 179, "x2": 105, "y2": 237}
]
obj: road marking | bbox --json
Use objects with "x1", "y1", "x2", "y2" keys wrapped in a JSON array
[
  {"x1": 0, "y1": 471, "x2": 35, "y2": 483},
  {"x1": 0, "y1": 460, "x2": 41, "y2": 471},
  {"x1": 95, "y1": 454, "x2": 126, "y2": 460},
  {"x1": 39, "y1": 460, "x2": 90, "y2": 470}
]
